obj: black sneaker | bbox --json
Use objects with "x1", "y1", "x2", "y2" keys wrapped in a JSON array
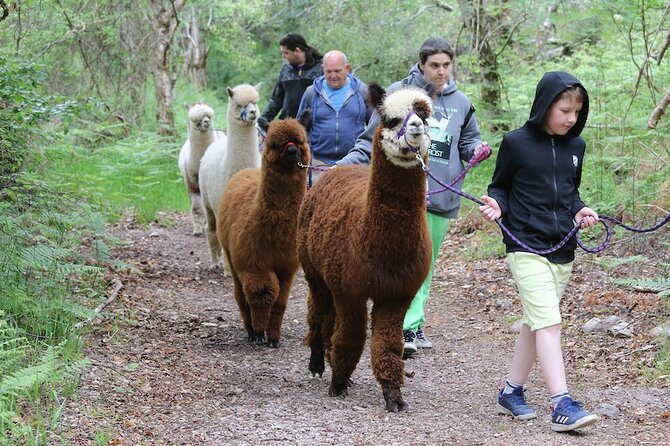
[
  {"x1": 403, "y1": 330, "x2": 417, "y2": 356},
  {"x1": 550, "y1": 396, "x2": 598, "y2": 432},
  {"x1": 497, "y1": 387, "x2": 538, "y2": 420}
]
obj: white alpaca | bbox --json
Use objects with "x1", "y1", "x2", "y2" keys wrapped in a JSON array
[
  {"x1": 199, "y1": 83, "x2": 261, "y2": 273},
  {"x1": 178, "y1": 102, "x2": 225, "y2": 235}
]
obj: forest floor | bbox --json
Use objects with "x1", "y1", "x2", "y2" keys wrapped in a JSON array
[{"x1": 54, "y1": 211, "x2": 670, "y2": 446}]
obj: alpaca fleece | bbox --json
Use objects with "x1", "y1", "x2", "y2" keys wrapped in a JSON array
[
  {"x1": 178, "y1": 102, "x2": 225, "y2": 235},
  {"x1": 217, "y1": 119, "x2": 310, "y2": 347},
  {"x1": 297, "y1": 86, "x2": 433, "y2": 412},
  {"x1": 199, "y1": 83, "x2": 261, "y2": 273}
]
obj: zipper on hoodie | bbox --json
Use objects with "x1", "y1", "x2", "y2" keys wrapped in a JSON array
[
  {"x1": 323, "y1": 88, "x2": 355, "y2": 157},
  {"x1": 551, "y1": 138, "x2": 559, "y2": 250}
]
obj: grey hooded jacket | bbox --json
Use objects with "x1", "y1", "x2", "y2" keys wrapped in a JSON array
[{"x1": 336, "y1": 64, "x2": 483, "y2": 218}]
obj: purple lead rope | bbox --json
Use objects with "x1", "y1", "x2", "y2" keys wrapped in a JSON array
[{"x1": 422, "y1": 145, "x2": 668, "y2": 255}]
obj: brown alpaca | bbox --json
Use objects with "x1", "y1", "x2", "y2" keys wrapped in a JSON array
[
  {"x1": 297, "y1": 86, "x2": 433, "y2": 412},
  {"x1": 216, "y1": 119, "x2": 310, "y2": 347}
]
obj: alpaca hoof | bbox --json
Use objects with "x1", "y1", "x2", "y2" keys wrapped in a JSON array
[
  {"x1": 382, "y1": 387, "x2": 408, "y2": 413},
  {"x1": 308, "y1": 354, "x2": 325, "y2": 377},
  {"x1": 267, "y1": 338, "x2": 279, "y2": 348},
  {"x1": 328, "y1": 378, "x2": 353, "y2": 397},
  {"x1": 249, "y1": 331, "x2": 266, "y2": 344}
]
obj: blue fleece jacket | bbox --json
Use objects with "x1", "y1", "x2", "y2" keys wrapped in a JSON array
[{"x1": 297, "y1": 74, "x2": 372, "y2": 165}]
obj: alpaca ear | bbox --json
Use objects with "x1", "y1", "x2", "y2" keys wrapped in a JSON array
[
  {"x1": 297, "y1": 108, "x2": 312, "y2": 131},
  {"x1": 367, "y1": 83, "x2": 386, "y2": 110},
  {"x1": 227, "y1": 87, "x2": 234, "y2": 99},
  {"x1": 184, "y1": 102, "x2": 190, "y2": 111},
  {"x1": 254, "y1": 82, "x2": 263, "y2": 92},
  {"x1": 413, "y1": 98, "x2": 432, "y2": 121}
]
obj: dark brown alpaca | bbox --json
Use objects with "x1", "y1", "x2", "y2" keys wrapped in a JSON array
[
  {"x1": 216, "y1": 119, "x2": 310, "y2": 347},
  {"x1": 297, "y1": 86, "x2": 433, "y2": 412}
]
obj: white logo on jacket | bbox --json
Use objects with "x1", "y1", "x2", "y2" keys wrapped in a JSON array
[{"x1": 572, "y1": 155, "x2": 578, "y2": 167}]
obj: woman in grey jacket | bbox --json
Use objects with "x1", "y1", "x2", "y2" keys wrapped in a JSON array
[{"x1": 337, "y1": 37, "x2": 488, "y2": 356}]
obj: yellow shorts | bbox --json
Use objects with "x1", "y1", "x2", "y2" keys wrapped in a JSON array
[{"x1": 507, "y1": 252, "x2": 573, "y2": 331}]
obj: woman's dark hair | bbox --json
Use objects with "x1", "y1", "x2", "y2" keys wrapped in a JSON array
[
  {"x1": 279, "y1": 33, "x2": 323, "y2": 66},
  {"x1": 419, "y1": 37, "x2": 455, "y2": 64}
]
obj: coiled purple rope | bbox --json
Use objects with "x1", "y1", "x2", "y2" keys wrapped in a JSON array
[{"x1": 424, "y1": 153, "x2": 669, "y2": 254}]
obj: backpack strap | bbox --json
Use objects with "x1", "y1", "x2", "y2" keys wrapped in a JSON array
[{"x1": 462, "y1": 105, "x2": 475, "y2": 131}]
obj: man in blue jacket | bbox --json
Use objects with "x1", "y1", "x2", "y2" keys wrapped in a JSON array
[{"x1": 297, "y1": 50, "x2": 373, "y2": 179}]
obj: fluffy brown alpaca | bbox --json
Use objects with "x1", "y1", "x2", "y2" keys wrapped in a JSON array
[
  {"x1": 297, "y1": 86, "x2": 433, "y2": 412},
  {"x1": 216, "y1": 119, "x2": 310, "y2": 347}
]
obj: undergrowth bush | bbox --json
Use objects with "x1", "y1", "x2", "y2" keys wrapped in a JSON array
[{"x1": 0, "y1": 178, "x2": 109, "y2": 444}]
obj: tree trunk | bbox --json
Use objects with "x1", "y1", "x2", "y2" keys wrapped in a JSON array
[
  {"x1": 150, "y1": 0, "x2": 186, "y2": 139},
  {"x1": 648, "y1": 89, "x2": 670, "y2": 129},
  {"x1": 457, "y1": 0, "x2": 507, "y2": 129},
  {"x1": 181, "y1": 6, "x2": 209, "y2": 91}
]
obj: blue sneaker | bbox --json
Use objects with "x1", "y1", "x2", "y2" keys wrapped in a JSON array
[
  {"x1": 550, "y1": 396, "x2": 599, "y2": 432},
  {"x1": 497, "y1": 387, "x2": 537, "y2": 420}
]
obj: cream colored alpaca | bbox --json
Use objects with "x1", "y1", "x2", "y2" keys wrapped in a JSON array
[
  {"x1": 199, "y1": 83, "x2": 261, "y2": 273},
  {"x1": 178, "y1": 102, "x2": 225, "y2": 235}
]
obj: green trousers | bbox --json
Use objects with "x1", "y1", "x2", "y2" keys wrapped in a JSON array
[{"x1": 403, "y1": 211, "x2": 450, "y2": 331}]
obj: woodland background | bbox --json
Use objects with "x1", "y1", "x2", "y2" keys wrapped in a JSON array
[{"x1": 0, "y1": 0, "x2": 669, "y2": 444}]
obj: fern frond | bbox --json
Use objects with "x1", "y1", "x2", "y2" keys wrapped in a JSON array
[
  {"x1": 614, "y1": 277, "x2": 670, "y2": 294},
  {"x1": 596, "y1": 255, "x2": 648, "y2": 268}
]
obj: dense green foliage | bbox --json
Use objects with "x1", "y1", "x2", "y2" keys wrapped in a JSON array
[{"x1": 1, "y1": 0, "x2": 670, "y2": 443}]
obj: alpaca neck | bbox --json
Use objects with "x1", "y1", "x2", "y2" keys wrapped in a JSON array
[
  {"x1": 367, "y1": 130, "x2": 427, "y2": 212},
  {"x1": 190, "y1": 129, "x2": 215, "y2": 157},
  {"x1": 358, "y1": 139, "x2": 427, "y2": 260},
  {"x1": 256, "y1": 167, "x2": 307, "y2": 213},
  {"x1": 222, "y1": 122, "x2": 259, "y2": 169}
]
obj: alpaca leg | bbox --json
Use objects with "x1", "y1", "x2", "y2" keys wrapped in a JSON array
[
  {"x1": 304, "y1": 271, "x2": 334, "y2": 377},
  {"x1": 370, "y1": 300, "x2": 410, "y2": 412},
  {"x1": 189, "y1": 191, "x2": 206, "y2": 236},
  {"x1": 265, "y1": 275, "x2": 293, "y2": 348},
  {"x1": 204, "y1": 206, "x2": 221, "y2": 270},
  {"x1": 328, "y1": 298, "x2": 367, "y2": 397},
  {"x1": 231, "y1": 270, "x2": 253, "y2": 339},
  {"x1": 240, "y1": 271, "x2": 279, "y2": 345}
]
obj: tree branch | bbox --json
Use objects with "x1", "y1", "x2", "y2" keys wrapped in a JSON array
[
  {"x1": 647, "y1": 88, "x2": 670, "y2": 128},
  {"x1": 55, "y1": 0, "x2": 113, "y2": 114},
  {"x1": 74, "y1": 278, "x2": 123, "y2": 329},
  {"x1": 656, "y1": 28, "x2": 670, "y2": 64}
]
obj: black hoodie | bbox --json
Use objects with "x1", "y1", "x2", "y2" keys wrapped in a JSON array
[{"x1": 487, "y1": 71, "x2": 590, "y2": 264}]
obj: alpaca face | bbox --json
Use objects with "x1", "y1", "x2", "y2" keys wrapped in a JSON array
[
  {"x1": 188, "y1": 103, "x2": 214, "y2": 132},
  {"x1": 227, "y1": 84, "x2": 261, "y2": 126},
  {"x1": 264, "y1": 119, "x2": 311, "y2": 170},
  {"x1": 379, "y1": 88, "x2": 432, "y2": 168}
]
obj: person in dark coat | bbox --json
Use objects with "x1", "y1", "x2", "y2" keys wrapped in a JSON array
[{"x1": 259, "y1": 33, "x2": 323, "y2": 127}]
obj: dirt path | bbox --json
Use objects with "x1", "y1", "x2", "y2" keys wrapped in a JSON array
[{"x1": 56, "y1": 212, "x2": 670, "y2": 445}]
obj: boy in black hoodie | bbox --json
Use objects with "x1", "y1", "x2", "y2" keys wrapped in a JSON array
[{"x1": 479, "y1": 71, "x2": 599, "y2": 432}]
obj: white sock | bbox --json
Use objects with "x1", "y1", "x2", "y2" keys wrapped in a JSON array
[
  {"x1": 550, "y1": 391, "x2": 570, "y2": 407},
  {"x1": 502, "y1": 379, "x2": 524, "y2": 395}
]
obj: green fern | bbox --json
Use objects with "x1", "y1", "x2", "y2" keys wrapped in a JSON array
[
  {"x1": 596, "y1": 255, "x2": 648, "y2": 268},
  {"x1": 614, "y1": 277, "x2": 670, "y2": 297}
]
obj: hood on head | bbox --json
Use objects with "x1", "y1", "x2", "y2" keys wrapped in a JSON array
[{"x1": 527, "y1": 71, "x2": 589, "y2": 138}]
